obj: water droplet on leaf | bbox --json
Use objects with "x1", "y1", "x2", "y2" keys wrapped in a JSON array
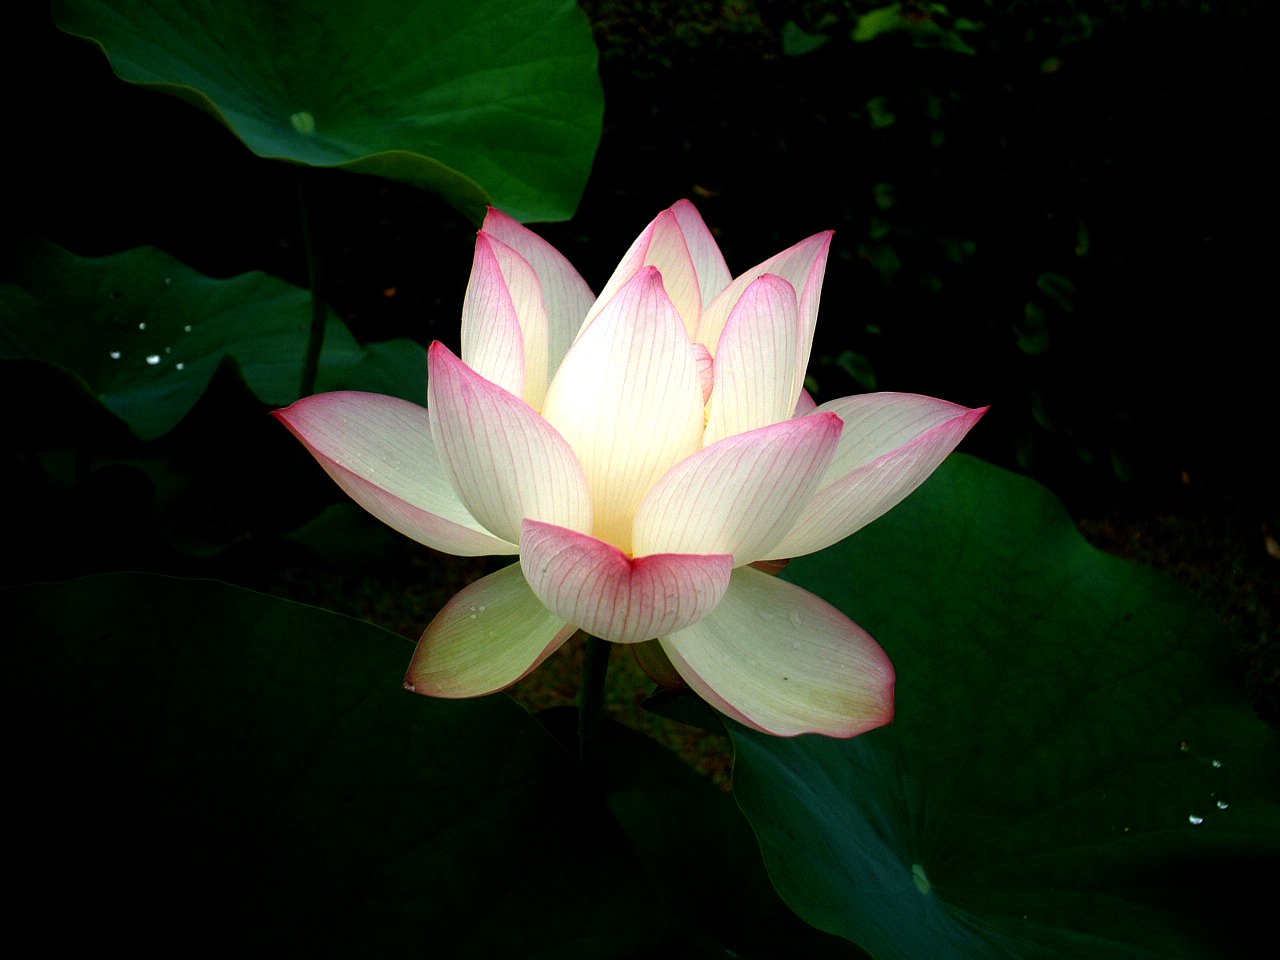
[
  {"x1": 145, "y1": 354, "x2": 161, "y2": 366},
  {"x1": 911, "y1": 863, "x2": 931, "y2": 895}
]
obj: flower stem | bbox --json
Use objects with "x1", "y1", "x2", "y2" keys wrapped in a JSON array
[
  {"x1": 295, "y1": 170, "x2": 326, "y2": 398},
  {"x1": 577, "y1": 634, "x2": 611, "y2": 770}
]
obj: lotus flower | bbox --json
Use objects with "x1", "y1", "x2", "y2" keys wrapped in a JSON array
[{"x1": 274, "y1": 201, "x2": 985, "y2": 737}]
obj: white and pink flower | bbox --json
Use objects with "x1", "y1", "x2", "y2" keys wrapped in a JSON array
[{"x1": 274, "y1": 201, "x2": 985, "y2": 737}]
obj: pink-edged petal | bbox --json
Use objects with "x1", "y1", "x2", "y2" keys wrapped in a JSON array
[
  {"x1": 660, "y1": 566, "x2": 894, "y2": 738},
  {"x1": 669, "y1": 199, "x2": 732, "y2": 305},
  {"x1": 428, "y1": 343, "x2": 592, "y2": 545},
  {"x1": 769, "y1": 394, "x2": 988, "y2": 559},
  {"x1": 633, "y1": 413, "x2": 843, "y2": 566},
  {"x1": 703, "y1": 273, "x2": 800, "y2": 446},
  {"x1": 273, "y1": 392, "x2": 513, "y2": 556},
  {"x1": 521, "y1": 519, "x2": 733, "y2": 644},
  {"x1": 541, "y1": 268, "x2": 704, "y2": 554},
  {"x1": 480, "y1": 207, "x2": 595, "y2": 381},
  {"x1": 404, "y1": 562, "x2": 576, "y2": 697},
  {"x1": 692, "y1": 341, "x2": 714, "y2": 405},
  {"x1": 583, "y1": 207, "x2": 703, "y2": 339},
  {"x1": 793, "y1": 388, "x2": 817, "y2": 416},
  {"x1": 459, "y1": 233, "x2": 526, "y2": 399},
  {"x1": 697, "y1": 232, "x2": 832, "y2": 402}
]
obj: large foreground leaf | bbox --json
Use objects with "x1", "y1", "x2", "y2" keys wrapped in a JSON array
[
  {"x1": 731, "y1": 454, "x2": 1279, "y2": 959},
  {"x1": 52, "y1": 0, "x2": 603, "y2": 221},
  {"x1": 0, "y1": 242, "x2": 426, "y2": 439},
  {"x1": 4, "y1": 574, "x2": 675, "y2": 957}
]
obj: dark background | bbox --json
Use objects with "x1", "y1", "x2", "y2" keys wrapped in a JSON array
[{"x1": 4, "y1": 0, "x2": 1276, "y2": 719}]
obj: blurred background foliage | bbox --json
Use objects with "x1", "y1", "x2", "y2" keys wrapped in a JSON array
[{"x1": 578, "y1": 0, "x2": 1275, "y2": 495}]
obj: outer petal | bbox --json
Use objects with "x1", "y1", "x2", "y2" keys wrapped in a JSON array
[
  {"x1": 660, "y1": 566, "x2": 894, "y2": 738},
  {"x1": 480, "y1": 207, "x2": 595, "y2": 381},
  {"x1": 404, "y1": 562, "x2": 576, "y2": 697},
  {"x1": 582, "y1": 207, "x2": 702, "y2": 339},
  {"x1": 521, "y1": 519, "x2": 733, "y2": 644},
  {"x1": 670, "y1": 199, "x2": 732, "y2": 305},
  {"x1": 632, "y1": 413, "x2": 842, "y2": 566},
  {"x1": 697, "y1": 231, "x2": 832, "y2": 403},
  {"x1": 703, "y1": 273, "x2": 800, "y2": 446},
  {"x1": 541, "y1": 267, "x2": 704, "y2": 554},
  {"x1": 273, "y1": 392, "x2": 513, "y2": 556},
  {"x1": 768, "y1": 394, "x2": 988, "y2": 559},
  {"x1": 428, "y1": 343, "x2": 593, "y2": 545}
]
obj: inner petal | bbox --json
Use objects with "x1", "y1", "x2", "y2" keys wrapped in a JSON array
[{"x1": 540, "y1": 267, "x2": 704, "y2": 554}]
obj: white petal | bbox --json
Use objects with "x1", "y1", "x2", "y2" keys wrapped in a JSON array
[
  {"x1": 633, "y1": 413, "x2": 842, "y2": 566},
  {"x1": 770, "y1": 394, "x2": 987, "y2": 558},
  {"x1": 428, "y1": 343, "x2": 593, "y2": 545},
  {"x1": 540, "y1": 268, "x2": 704, "y2": 554},
  {"x1": 521, "y1": 520, "x2": 732, "y2": 644},
  {"x1": 697, "y1": 232, "x2": 832, "y2": 403},
  {"x1": 692, "y1": 342, "x2": 714, "y2": 406},
  {"x1": 660, "y1": 566, "x2": 894, "y2": 737},
  {"x1": 273, "y1": 392, "x2": 513, "y2": 556},
  {"x1": 582, "y1": 207, "x2": 703, "y2": 339},
  {"x1": 462, "y1": 232, "x2": 556, "y2": 407},
  {"x1": 669, "y1": 199, "x2": 732, "y2": 304},
  {"x1": 480, "y1": 207, "x2": 595, "y2": 382},
  {"x1": 703, "y1": 273, "x2": 800, "y2": 446},
  {"x1": 405, "y1": 562, "x2": 576, "y2": 697}
]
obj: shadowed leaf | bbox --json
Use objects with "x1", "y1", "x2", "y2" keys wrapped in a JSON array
[
  {"x1": 731, "y1": 454, "x2": 1279, "y2": 959},
  {"x1": 4, "y1": 574, "x2": 681, "y2": 957}
]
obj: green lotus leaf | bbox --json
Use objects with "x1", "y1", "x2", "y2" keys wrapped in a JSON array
[
  {"x1": 0, "y1": 242, "x2": 426, "y2": 440},
  {"x1": 731, "y1": 454, "x2": 1279, "y2": 959},
  {"x1": 53, "y1": 0, "x2": 604, "y2": 222}
]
